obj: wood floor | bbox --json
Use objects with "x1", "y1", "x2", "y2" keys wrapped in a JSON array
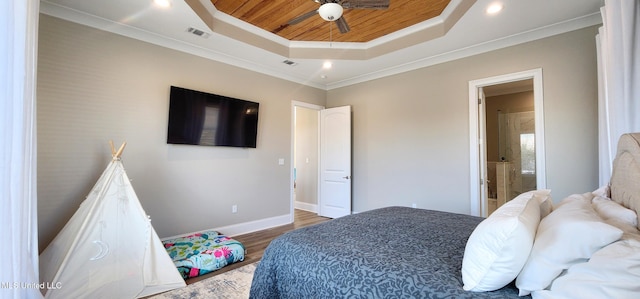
[{"x1": 185, "y1": 209, "x2": 330, "y2": 284}]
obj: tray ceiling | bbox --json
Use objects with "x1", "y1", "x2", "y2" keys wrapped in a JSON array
[
  {"x1": 186, "y1": 0, "x2": 474, "y2": 60},
  {"x1": 211, "y1": 0, "x2": 451, "y2": 43}
]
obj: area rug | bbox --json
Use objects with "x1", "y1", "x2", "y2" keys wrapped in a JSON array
[{"x1": 150, "y1": 262, "x2": 258, "y2": 299}]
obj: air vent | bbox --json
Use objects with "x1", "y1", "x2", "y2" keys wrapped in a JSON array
[
  {"x1": 282, "y1": 60, "x2": 298, "y2": 66},
  {"x1": 186, "y1": 27, "x2": 210, "y2": 39}
]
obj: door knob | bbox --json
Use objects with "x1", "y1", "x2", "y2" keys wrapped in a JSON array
[{"x1": 343, "y1": 175, "x2": 350, "y2": 179}]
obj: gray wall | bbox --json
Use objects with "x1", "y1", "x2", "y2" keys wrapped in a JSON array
[
  {"x1": 327, "y1": 26, "x2": 600, "y2": 214},
  {"x1": 37, "y1": 13, "x2": 600, "y2": 250},
  {"x1": 37, "y1": 15, "x2": 326, "y2": 250},
  {"x1": 294, "y1": 106, "x2": 319, "y2": 207}
]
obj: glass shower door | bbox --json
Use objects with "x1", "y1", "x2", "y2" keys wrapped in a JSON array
[{"x1": 497, "y1": 111, "x2": 536, "y2": 200}]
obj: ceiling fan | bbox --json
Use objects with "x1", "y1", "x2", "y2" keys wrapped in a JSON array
[{"x1": 286, "y1": 0, "x2": 390, "y2": 34}]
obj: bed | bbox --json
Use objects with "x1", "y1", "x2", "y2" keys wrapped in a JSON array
[
  {"x1": 162, "y1": 230, "x2": 245, "y2": 279},
  {"x1": 250, "y1": 133, "x2": 640, "y2": 298}
]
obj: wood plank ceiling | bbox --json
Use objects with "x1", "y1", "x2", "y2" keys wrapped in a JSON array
[{"x1": 211, "y1": 0, "x2": 451, "y2": 43}]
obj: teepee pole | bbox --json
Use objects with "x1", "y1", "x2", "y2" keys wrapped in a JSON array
[
  {"x1": 109, "y1": 140, "x2": 127, "y2": 159},
  {"x1": 115, "y1": 142, "x2": 126, "y2": 159},
  {"x1": 109, "y1": 141, "x2": 116, "y2": 157}
]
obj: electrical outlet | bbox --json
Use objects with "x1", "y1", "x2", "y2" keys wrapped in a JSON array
[
  {"x1": 411, "y1": 203, "x2": 417, "y2": 208},
  {"x1": 232, "y1": 205, "x2": 238, "y2": 213}
]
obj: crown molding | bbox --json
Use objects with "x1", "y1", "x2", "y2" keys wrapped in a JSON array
[
  {"x1": 39, "y1": 0, "x2": 327, "y2": 90},
  {"x1": 326, "y1": 12, "x2": 603, "y2": 90},
  {"x1": 39, "y1": 1, "x2": 602, "y2": 91}
]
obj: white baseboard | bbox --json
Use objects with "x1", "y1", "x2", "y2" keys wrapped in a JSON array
[
  {"x1": 161, "y1": 213, "x2": 292, "y2": 241},
  {"x1": 294, "y1": 201, "x2": 317, "y2": 213}
]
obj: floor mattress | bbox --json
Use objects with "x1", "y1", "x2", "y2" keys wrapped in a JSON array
[{"x1": 163, "y1": 230, "x2": 245, "y2": 279}]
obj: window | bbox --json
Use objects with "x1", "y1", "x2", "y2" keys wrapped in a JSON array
[{"x1": 520, "y1": 133, "x2": 535, "y2": 174}]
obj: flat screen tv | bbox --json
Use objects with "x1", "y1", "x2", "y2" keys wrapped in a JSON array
[{"x1": 167, "y1": 86, "x2": 259, "y2": 148}]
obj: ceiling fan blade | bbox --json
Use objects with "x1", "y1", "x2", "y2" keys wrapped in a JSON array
[
  {"x1": 335, "y1": 17, "x2": 350, "y2": 34},
  {"x1": 287, "y1": 9, "x2": 319, "y2": 25},
  {"x1": 341, "y1": 0, "x2": 389, "y2": 9}
]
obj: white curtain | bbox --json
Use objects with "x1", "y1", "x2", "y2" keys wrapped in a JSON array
[
  {"x1": 0, "y1": 0, "x2": 42, "y2": 298},
  {"x1": 597, "y1": 0, "x2": 640, "y2": 185}
]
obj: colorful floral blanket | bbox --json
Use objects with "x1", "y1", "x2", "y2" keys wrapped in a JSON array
[{"x1": 163, "y1": 230, "x2": 245, "y2": 279}]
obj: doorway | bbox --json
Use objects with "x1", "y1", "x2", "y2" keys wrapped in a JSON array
[
  {"x1": 484, "y1": 81, "x2": 536, "y2": 214},
  {"x1": 468, "y1": 69, "x2": 547, "y2": 217},
  {"x1": 291, "y1": 102, "x2": 353, "y2": 221},
  {"x1": 291, "y1": 101, "x2": 323, "y2": 221}
]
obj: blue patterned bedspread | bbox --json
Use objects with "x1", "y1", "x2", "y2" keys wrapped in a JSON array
[{"x1": 250, "y1": 207, "x2": 525, "y2": 298}]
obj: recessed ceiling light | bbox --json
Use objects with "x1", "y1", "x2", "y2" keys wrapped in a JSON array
[
  {"x1": 486, "y1": 3, "x2": 503, "y2": 14},
  {"x1": 154, "y1": 0, "x2": 171, "y2": 8},
  {"x1": 323, "y1": 61, "x2": 333, "y2": 69}
]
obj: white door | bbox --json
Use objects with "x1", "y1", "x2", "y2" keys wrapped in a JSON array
[{"x1": 319, "y1": 106, "x2": 351, "y2": 218}]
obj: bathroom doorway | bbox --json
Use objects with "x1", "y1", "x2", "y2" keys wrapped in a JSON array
[
  {"x1": 468, "y1": 69, "x2": 547, "y2": 217},
  {"x1": 484, "y1": 81, "x2": 537, "y2": 214}
]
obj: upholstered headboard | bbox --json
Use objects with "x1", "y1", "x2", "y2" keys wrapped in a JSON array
[{"x1": 610, "y1": 133, "x2": 640, "y2": 229}]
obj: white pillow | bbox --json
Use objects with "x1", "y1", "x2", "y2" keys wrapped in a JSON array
[
  {"x1": 604, "y1": 218, "x2": 640, "y2": 242},
  {"x1": 531, "y1": 239, "x2": 640, "y2": 299},
  {"x1": 461, "y1": 190, "x2": 546, "y2": 292},
  {"x1": 537, "y1": 190, "x2": 553, "y2": 218},
  {"x1": 592, "y1": 185, "x2": 610, "y2": 198},
  {"x1": 553, "y1": 192, "x2": 594, "y2": 209},
  {"x1": 515, "y1": 196, "x2": 623, "y2": 296},
  {"x1": 592, "y1": 195, "x2": 638, "y2": 227}
]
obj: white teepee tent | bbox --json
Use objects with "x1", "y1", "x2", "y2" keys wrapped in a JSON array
[{"x1": 39, "y1": 142, "x2": 185, "y2": 298}]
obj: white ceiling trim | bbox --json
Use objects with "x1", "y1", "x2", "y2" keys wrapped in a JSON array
[
  {"x1": 39, "y1": 1, "x2": 602, "y2": 91},
  {"x1": 39, "y1": 0, "x2": 327, "y2": 90},
  {"x1": 326, "y1": 12, "x2": 602, "y2": 89}
]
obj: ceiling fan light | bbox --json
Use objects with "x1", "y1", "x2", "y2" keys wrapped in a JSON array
[{"x1": 318, "y1": 3, "x2": 343, "y2": 21}]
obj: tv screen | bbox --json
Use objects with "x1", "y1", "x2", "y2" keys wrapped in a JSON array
[{"x1": 167, "y1": 86, "x2": 259, "y2": 148}]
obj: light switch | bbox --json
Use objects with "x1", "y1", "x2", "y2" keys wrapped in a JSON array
[{"x1": 278, "y1": 158, "x2": 285, "y2": 165}]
